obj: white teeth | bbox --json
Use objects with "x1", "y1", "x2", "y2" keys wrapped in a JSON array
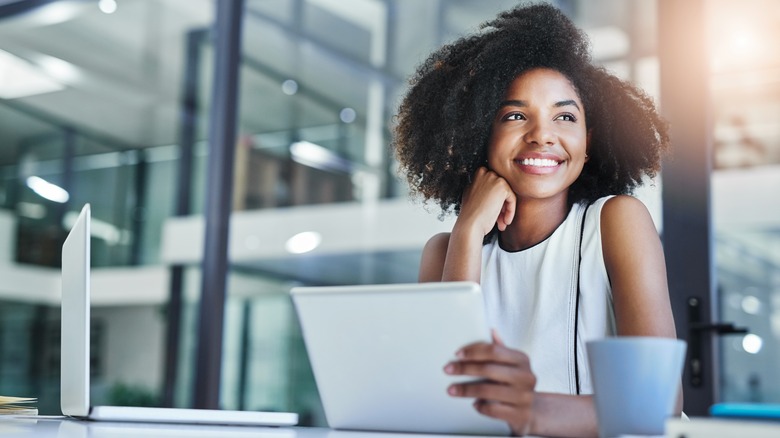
[{"x1": 519, "y1": 158, "x2": 559, "y2": 167}]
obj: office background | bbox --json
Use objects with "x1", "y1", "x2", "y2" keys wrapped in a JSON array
[{"x1": 0, "y1": 0, "x2": 777, "y2": 423}]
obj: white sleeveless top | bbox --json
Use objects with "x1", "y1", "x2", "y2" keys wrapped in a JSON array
[{"x1": 480, "y1": 196, "x2": 616, "y2": 395}]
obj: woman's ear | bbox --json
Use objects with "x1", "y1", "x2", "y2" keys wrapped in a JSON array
[{"x1": 585, "y1": 129, "x2": 592, "y2": 162}]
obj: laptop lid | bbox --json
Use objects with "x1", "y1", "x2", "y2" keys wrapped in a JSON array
[
  {"x1": 61, "y1": 203, "x2": 91, "y2": 417},
  {"x1": 290, "y1": 282, "x2": 510, "y2": 435},
  {"x1": 60, "y1": 204, "x2": 299, "y2": 426}
]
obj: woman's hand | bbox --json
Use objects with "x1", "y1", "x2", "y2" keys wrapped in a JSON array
[
  {"x1": 457, "y1": 167, "x2": 516, "y2": 237},
  {"x1": 444, "y1": 330, "x2": 537, "y2": 436}
]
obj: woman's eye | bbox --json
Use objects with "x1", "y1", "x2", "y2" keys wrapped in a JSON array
[
  {"x1": 504, "y1": 113, "x2": 525, "y2": 121},
  {"x1": 556, "y1": 113, "x2": 577, "y2": 122}
]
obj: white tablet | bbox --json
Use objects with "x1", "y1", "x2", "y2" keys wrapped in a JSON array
[{"x1": 290, "y1": 281, "x2": 510, "y2": 435}]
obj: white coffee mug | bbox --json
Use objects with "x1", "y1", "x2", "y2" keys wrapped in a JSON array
[{"x1": 587, "y1": 337, "x2": 686, "y2": 438}]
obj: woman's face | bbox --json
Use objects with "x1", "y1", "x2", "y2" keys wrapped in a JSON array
[{"x1": 487, "y1": 68, "x2": 588, "y2": 204}]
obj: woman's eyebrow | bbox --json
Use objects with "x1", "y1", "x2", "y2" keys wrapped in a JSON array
[
  {"x1": 554, "y1": 99, "x2": 581, "y2": 110},
  {"x1": 499, "y1": 99, "x2": 527, "y2": 108},
  {"x1": 499, "y1": 99, "x2": 581, "y2": 110}
]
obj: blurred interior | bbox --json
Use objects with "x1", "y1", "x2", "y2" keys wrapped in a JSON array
[{"x1": 0, "y1": 0, "x2": 778, "y2": 422}]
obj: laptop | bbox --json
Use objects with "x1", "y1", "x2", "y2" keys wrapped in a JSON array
[
  {"x1": 290, "y1": 282, "x2": 510, "y2": 435},
  {"x1": 61, "y1": 203, "x2": 298, "y2": 426}
]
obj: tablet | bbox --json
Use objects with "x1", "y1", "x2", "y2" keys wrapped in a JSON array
[{"x1": 290, "y1": 281, "x2": 510, "y2": 435}]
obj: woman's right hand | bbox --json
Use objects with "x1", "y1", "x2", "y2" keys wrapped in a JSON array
[
  {"x1": 424, "y1": 167, "x2": 516, "y2": 283},
  {"x1": 457, "y1": 167, "x2": 516, "y2": 237},
  {"x1": 445, "y1": 330, "x2": 537, "y2": 436}
]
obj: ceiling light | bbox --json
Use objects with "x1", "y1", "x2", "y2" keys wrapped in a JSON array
[
  {"x1": 741, "y1": 295, "x2": 762, "y2": 315},
  {"x1": 0, "y1": 50, "x2": 64, "y2": 99},
  {"x1": 282, "y1": 79, "x2": 298, "y2": 95},
  {"x1": 285, "y1": 231, "x2": 321, "y2": 254},
  {"x1": 25, "y1": 1, "x2": 85, "y2": 26},
  {"x1": 340, "y1": 107, "x2": 356, "y2": 124},
  {"x1": 99, "y1": 0, "x2": 118, "y2": 14},
  {"x1": 742, "y1": 334, "x2": 762, "y2": 354},
  {"x1": 26, "y1": 176, "x2": 69, "y2": 203},
  {"x1": 34, "y1": 54, "x2": 81, "y2": 84},
  {"x1": 290, "y1": 140, "x2": 353, "y2": 173}
]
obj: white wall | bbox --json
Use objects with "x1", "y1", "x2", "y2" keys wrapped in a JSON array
[
  {"x1": 161, "y1": 198, "x2": 455, "y2": 264},
  {"x1": 94, "y1": 305, "x2": 166, "y2": 394}
]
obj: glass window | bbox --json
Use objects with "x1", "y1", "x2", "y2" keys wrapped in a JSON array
[{"x1": 708, "y1": 0, "x2": 780, "y2": 404}]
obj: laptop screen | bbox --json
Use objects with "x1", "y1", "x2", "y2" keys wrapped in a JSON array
[{"x1": 61, "y1": 204, "x2": 92, "y2": 417}]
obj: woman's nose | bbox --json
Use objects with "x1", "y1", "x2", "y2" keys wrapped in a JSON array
[{"x1": 524, "y1": 120, "x2": 556, "y2": 145}]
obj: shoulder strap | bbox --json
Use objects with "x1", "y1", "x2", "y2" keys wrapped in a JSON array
[{"x1": 573, "y1": 202, "x2": 591, "y2": 395}]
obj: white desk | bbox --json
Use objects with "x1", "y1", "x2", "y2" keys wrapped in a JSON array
[
  {"x1": 0, "y1": 418, "x2": 483, "y2": 438},
  {"x1": 0, "y1": 417, "x2": 693, "y2": 438}
]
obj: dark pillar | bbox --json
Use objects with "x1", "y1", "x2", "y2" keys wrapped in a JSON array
[
  {"x1": 162, "y1": 27, "x2": 208, "y2": 409},
  {"x1": 193, "y1": 0, "x2": 245, "y2": 410},
  {"x1": 658, "y1": 0, "x2": 716, "y2": 416},
  {"x1": 129, "y1": 150, "x2": 147, "y2": 266}
]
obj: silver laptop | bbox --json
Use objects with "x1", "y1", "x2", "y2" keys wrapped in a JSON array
[
  {"x1": 291, "y1": 282, "x2": 510, "y2": 435},
  {"x1": 61, "y1": 203, "x2": 298, "y2": 426}
]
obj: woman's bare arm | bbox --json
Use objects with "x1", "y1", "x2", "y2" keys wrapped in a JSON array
[
  {"x1": 600, "y1": 195, "x2": 682, "y2": 413},
  {"x1": 447, "y1": 196, "x2": 679, "y2": 437},
  {"x1": 419, "y1": 167, "x2": 516, "y2": 283}
]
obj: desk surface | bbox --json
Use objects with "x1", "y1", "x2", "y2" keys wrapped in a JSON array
[
  {"x1": 0, "y1": 417, "x2": 490, "y2": 438},
  {"x1": 0, "y1": 416, "x2": 675, "y2": 438}
]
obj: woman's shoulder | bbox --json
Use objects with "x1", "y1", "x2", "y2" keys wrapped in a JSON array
[
  {"x1": 598, "y1": 195, "x2": 657, "y2": 244},
  {"x1": 418, "y1": 232, "x2": 452, "y2": 282},
  {"x1": 423, "y1": 232, "x2": 452, "y2": 253},
  {"x1": 600, "y1": 195, "x2": 651, "y2": 223},
  {"x1": 579, "y1": 195, "x2": 654, "y2": 243}
]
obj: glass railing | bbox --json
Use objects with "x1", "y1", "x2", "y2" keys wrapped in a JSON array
[{"x1": 1, "y1": 125, "x2": 394, "y2": 269}]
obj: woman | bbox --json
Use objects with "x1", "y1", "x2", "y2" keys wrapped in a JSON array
[{"x1": 393, "y1": 4, "x2": 678, "y2": 437}]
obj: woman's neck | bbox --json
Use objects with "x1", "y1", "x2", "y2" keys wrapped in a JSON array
[{"x1": 498, "y1": 195, "x2": 570, "y2": 251}]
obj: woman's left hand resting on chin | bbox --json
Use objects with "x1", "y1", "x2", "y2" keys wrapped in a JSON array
[{"x1": 444, "y1": 330, "x2": 537, "y2": 436}]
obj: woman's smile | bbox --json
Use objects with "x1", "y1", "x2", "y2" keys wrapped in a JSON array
[{"x1": 513, "y1": 153, "x2": 564, "y2": 175}]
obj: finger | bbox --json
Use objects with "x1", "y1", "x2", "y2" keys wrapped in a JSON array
[
  {"x1": 496, "y1": 216, "x2": 508, "y2": 232},
  {"x1": 474, "y1": 166, "x2": 489, "y2": 180},
  {"x1": 444, "y1": 362, "x2": 519, "y2": 383},
  {"x1": 497, "y1": 201, "x2": 511, "y2": 231},
  {"x1": 457, "y1": 342, "x2": 530, "y2": 366},
  {"x1": 448, "y1": 370, "x2": 535, "y2": 399},
  {"x1": 448, "y1": 380, "x2": 520, "y2": 402},
  {"x1": 445, "y1": 361, "x2": 530, "y2": 385},
  {"x1": 473, "y1": 400, "x2": 533, "y2": 434},
  {"x1": 491, "y1": 329, "x2": 505, "y2": 346},
  {"x1": 502, "y1": 192, "x2": 516, "y2": 226}
]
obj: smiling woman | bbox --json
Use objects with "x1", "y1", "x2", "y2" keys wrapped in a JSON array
[{"x1": 393, "y1": 4, "x2": 676, "y2": 437}]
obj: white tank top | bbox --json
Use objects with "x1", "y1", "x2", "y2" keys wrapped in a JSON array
[{"x1": 480, "y1": 196, "x2": 616, "y2": 395}]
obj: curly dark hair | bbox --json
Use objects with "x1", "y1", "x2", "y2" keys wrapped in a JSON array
[{"x1": 392, "y1": 3, "x2": 669, "y2": 215}]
